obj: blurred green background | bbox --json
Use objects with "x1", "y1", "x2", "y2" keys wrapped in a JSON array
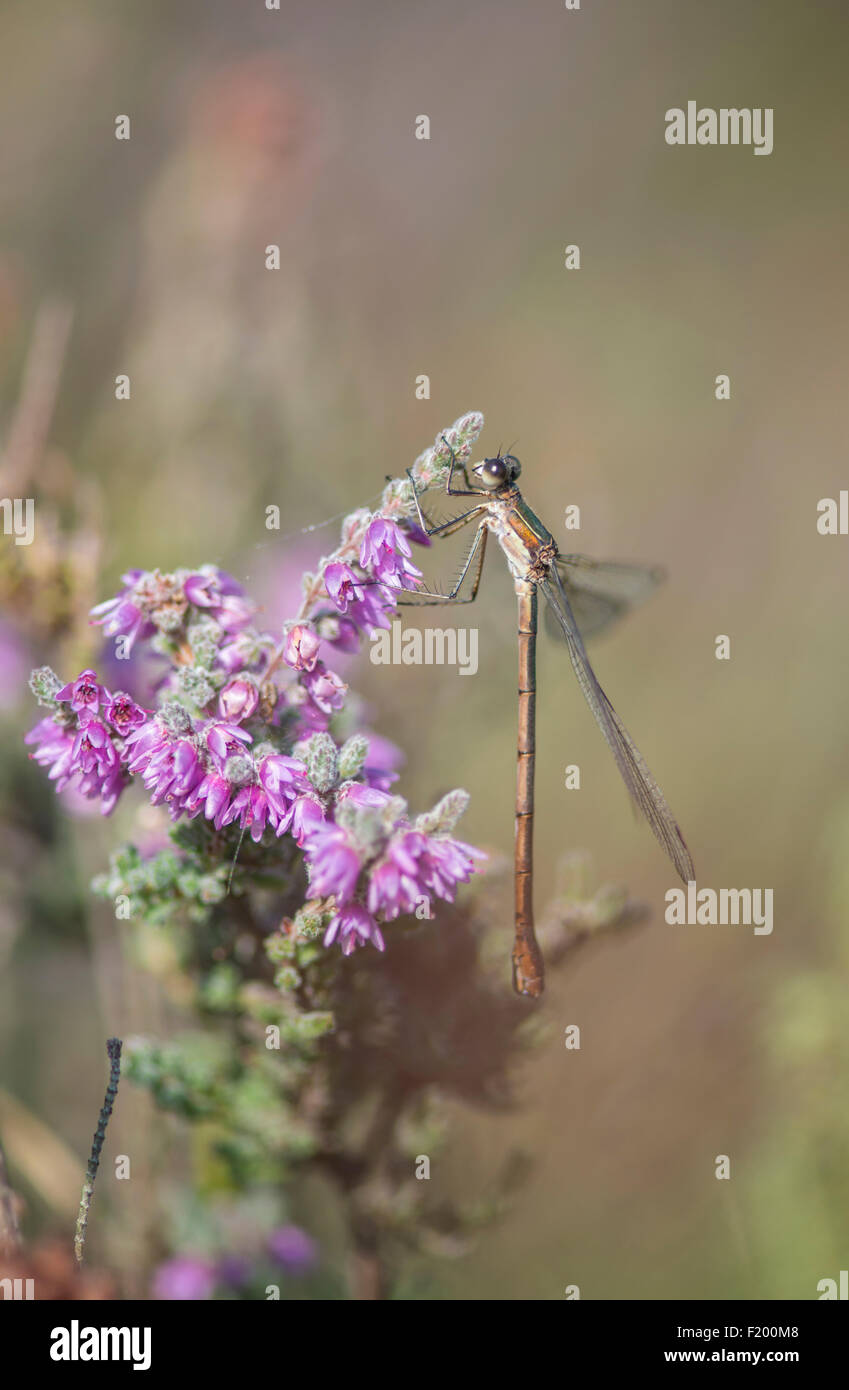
[{"x1": 1, "y1": 0, "x2": 848, "y2": 1298}]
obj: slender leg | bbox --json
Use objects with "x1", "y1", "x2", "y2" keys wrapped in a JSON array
[
  {"x1": 357, "y1": 502, "x2": 486, "y2": 603},
  {"x1": 441, "y1": 436, "x2": 486, "y2": 497},
  {"x1": 405, "y1": 468, "x2": 482, "y2": 537},
  {"x1": 513, "y1": 581, "x2": 545, "y2": 998},
  {"x1": 398, "y1": 525, "x2": 488, "y2": 606}
]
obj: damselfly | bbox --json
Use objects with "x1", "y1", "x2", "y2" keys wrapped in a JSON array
[{"x1": 401, "y1": 440, "x2": 694, "y2": 999}]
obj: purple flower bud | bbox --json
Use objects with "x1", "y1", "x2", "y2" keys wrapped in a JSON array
[
  {"x1": 183, "y1": 573, "x2": 219, "y2": 609},
  {"x1": 399, "y1": 517, "x2": 432, "y2": 549},
  {"x1": 218, "y1": 676, "x2": 259, "y2": 723},
  {"x1": 282, "y1": 624, "x2": 321, "y2": 672}
]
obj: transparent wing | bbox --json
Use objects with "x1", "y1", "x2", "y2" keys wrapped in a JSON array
[
  {"x1": 543, "y1": 556, "x2": 664, "y2": 642},
  {"x1": 540, "y1": 564, "x2": 694, "y2": 884}
]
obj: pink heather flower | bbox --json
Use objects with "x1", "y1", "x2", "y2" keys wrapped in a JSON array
[
  {"x1": 284, "y1": 794, "x2": 325, "y2": 845},
  {"x1": 337, "y1": 783, "x2": 392, "y2": 811},
  {"x1": 85, "y1": 764, "x2": 125, "y2": 815},
  {"x1": 143, "y1": 739, "x2": 203, "y2": 808},
  {"x1": 258, "y1": 754, "x2": 310, "y2": 823},
  {"x1": 221, "y1": 784, "x2": 276, "y2": 842},
  {"x1": 267, "y1": 1225, "x2": 318, "y2": 1275},
  {"x1": 359, "y1": 517, "x2": 422, "y2": 590},
  {"x1": 282, "y1": 624, "x2": 320, "y2": 672},
  {"x1": 69, "y1": 719, "x2": 124, "y2": 814},
  {"x1": 218, "y1": 676, "x2": 259, "y2": 723},
  {"x1": 362, "y1": 733, "x2": 403, "y2": 791},
  {"x1": 25, "y1": 717, "x2": 76, "y2": 791},
  {"x1": 55, "y1": 669, "x2": 109, "y2": 717},
  {"x1": 204, "y1": 720, "x2": 253, "y2": 763},
  {"x1": 302, "y1": 663, "x2": 346, "y2": 715},
  {"x1": 153, "y1": 1256, "x2": 217, "y2": 1301},
  {"x1": 103, "y1": 691, "x2": 147, "y2": 736},
  {"x1": 323, "y1": 563, "x2": 364, "y2": 614},
  {"x1": 214, "y1": 594, "x2": 254, "y2": 630},
  {"x1": 367, "y1": 830, "x2": 485, "y2": 921},
  {"x1": 347, "y1": 583, "x2": 396, "y2": 635},
  {"x1": 122, "y1": 719, "x2": 205, "y2": 812},
  {"x1": 25, "y1": 715, "x2": 125, "y2": 814},
  {"x1": 123, "y1": 719, "x2": 171, "y2": 772},
  {"x1": 90, "y1": 571, "x2": 153, "y2": 653},
  {"x1": 184, "y1": 571, "x2": 254, "y2": 631},
  {"x1": 70, "y1": 718, "x2": 118, "y2": 777},
  {"x1": 185, "y1": 770, "x2": 233, "y2": 829},
  {"x1": 324, "y1": 903, "x2": 385, "y2": 956},
  {"x1": 304, "y1": 822, "x2": 361, "y2": 904}
]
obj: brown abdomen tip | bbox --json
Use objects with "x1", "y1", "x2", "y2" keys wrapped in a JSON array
[{"x1": 512, "y1": 945, "x2": 545, "y2": 999}]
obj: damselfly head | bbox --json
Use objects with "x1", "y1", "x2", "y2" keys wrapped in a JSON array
[{"x1": 475, "y1": 453, "x2": 521, "y2": 490}]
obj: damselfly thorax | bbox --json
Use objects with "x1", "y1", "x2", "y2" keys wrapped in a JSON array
[{"x1": 480, "y1": 484, "x2": 559, "y2": 585}]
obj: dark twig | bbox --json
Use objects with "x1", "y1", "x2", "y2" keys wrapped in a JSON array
[{"x1": 74, "y1": 1038, "x2": 122, "y2": 1267}]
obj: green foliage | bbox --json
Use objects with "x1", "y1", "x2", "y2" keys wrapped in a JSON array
[{"x1": 92, "y1": 841, "x2": 231, "y2": 926}]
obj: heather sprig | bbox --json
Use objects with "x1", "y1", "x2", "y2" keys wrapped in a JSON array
[{"x1": 25, "y1": 412, "x2": 488, "y2": 969}]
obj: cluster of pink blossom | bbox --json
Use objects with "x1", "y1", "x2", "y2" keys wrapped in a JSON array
[{"x1": 26, "y1": 414, "x2": 487, "y2": 957}]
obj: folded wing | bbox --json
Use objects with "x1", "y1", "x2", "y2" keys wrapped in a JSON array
[{"x1": 540, "y1": 562, "x2": 694, "y2": 883}]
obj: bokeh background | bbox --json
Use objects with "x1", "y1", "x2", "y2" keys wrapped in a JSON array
[{"x1": 1, "y1": 0, "x2": 848, "y2": 1299}]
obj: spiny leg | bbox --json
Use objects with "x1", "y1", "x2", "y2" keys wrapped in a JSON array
[
  {"x1": 398, "y1": 524, "x2": 488, "y2": 606},
  {"x1": 405, "y1": 467, "x2": 483, "y2": 539}
]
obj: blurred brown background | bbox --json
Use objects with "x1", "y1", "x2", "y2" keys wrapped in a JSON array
[{"x1": 1, "y1": 0, "x2": 848, "y2": 1298}]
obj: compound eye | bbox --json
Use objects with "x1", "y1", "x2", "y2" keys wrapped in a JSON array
[
  {"x1": 504, "y1": 454, "x2": 521, "y2": 479},
  {"x1": 480, "y1": 457, "x2": 508, "y2": 488}
]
